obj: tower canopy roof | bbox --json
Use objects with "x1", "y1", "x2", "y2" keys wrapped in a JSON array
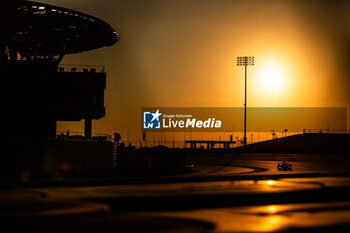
[{"x1": 1, "y1": 0, "x2": 120, "y2": 56}]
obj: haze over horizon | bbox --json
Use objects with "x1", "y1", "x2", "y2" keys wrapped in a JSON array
[{"x1": 38, "y1": 0, "x2": 350, "y2": 137}]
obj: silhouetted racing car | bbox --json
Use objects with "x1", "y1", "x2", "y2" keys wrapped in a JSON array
[{"x1": 278, "y1": 162, "x2": 292, "y2": 171}]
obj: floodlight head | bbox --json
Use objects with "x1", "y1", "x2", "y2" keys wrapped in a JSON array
[{"x1": 236, "y1": 56, "x2": 255, "y2": 66}]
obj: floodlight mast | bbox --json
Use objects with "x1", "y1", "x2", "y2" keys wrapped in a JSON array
[{"x1": 236, "y1": 56, "x2": 254, "y2": 147}]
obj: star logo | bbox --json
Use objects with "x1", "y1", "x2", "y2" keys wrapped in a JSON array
[
  {"x1": 150, "y1": 109, "x2": 161, "y2": 122},
  {"x1": 143, "y1": 109, "x2": 162, "y2": 129}
]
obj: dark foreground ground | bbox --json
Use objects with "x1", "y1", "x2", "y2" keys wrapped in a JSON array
[{"x1": 1, "y1": 152, "x2": 350, "y2": 232}]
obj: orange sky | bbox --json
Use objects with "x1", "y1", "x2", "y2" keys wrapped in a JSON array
[{"x1": 40, "y1": 0, "x2": 350, "y2": 138}]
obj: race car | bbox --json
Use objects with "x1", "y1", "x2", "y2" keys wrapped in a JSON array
[{"x1": 278, "y1": 161, "x2": 292, "y2": 171}]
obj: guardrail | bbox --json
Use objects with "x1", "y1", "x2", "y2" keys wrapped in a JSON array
[
  {"x1": 303, "y1": 129, "x2": 348, "y2": 134},
  {"x1": 58, "y1": 64, "x2": 105, "y2": 73},
  {"x1": 56, "y1": 131, "x2": 112, "y2": 141}
]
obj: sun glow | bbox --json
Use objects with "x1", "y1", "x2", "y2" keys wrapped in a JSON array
[{"x1": 259, "y1": 60, "x2": 287, "y2": 94}]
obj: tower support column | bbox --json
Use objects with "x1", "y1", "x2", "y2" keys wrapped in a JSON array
[{"x1": 85, "y1": 118, "x2": 92, "y2": 138}]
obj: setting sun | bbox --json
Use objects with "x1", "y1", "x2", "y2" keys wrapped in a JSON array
[{"x1": 259, "y1": 60, "x2": 287, "y2": 94}]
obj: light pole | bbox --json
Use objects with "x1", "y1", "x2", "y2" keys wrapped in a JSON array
[{"x1": 237, "y1": 56, "x2": 254, "y2": 147}]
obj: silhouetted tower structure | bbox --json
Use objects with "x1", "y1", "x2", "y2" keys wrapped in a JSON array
[
  {"x1": 0, "y1": 0, "x2": 119, "y2": 176},
  {"x1": 1, "y1": 0, "x2": 119, "y2": 139},
  {"x1": 236, "y1": 56, "x2": 254, "y2": 146}
]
